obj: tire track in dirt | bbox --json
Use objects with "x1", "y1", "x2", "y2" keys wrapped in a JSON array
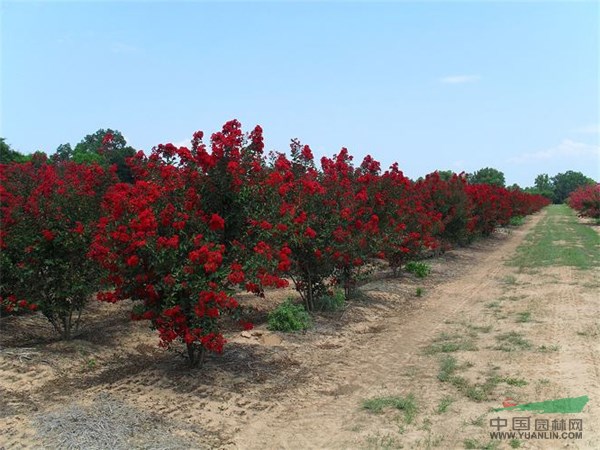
[{"x1": 233, "y1": 213, "x2": 546, "y2": 449}]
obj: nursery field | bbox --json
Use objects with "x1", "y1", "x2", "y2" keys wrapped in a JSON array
[{"x1": 1, "y1": 204, "x2": 598, "y2": 449}]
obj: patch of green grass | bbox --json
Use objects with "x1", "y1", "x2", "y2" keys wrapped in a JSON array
[
  {"x1": 509, "y1": 439, "x2": 522, "y2": 448},
  {"x1": 510, "y1": 205, "x2": 600, "y2": 269},
  {"x1": 537, "y1": 344, "x2": 560, "y2": 353},
  {"x1": 436, "y1": 396, "x2": 454, "y2": 414},
  {"x1": 576, "y1": 323, "x2": 600, "y2": 338},
  {"x1": 502, "y1": 275, "x2": 518, "y2": 285},
  {"x1": 425, "y1": 333, "x2": 477, "y2": 355},
  {"x1": 509, "y1": 216, "x2": 525, "y2": 226},
  {"x1": 466, "y1": 324, "x2": 493, "y2": 334},
  {"x1": 437, "y1": 355, "x2": 458, "y2": 382},
  {"x1": 496, "y1": 376, "x2": 528, "y2": 387},
  {"x1": 267, "y1": 299, "x2": 312, "y2": 332},
  {"x1": 365, "y1": 433, "x2": 403, "y2": 450},
  {"x1": 314, "y1": 289, "x2": 346, "y2": 312},
  {"x1": 516, "y1": 311, "x2": 531, "y2": 323},
  {"x1": 464, "y1": 438, "x2": 499, "y2": 450},
  {"x1": 416, "y1": 287, "x2": 424, "y2": 297},
  {"x1": 437, "y1": 358, "x2": 500, "y2": 402},
  {"x1": 362, "y1": 394, "x2": 417, "y2": 424},
  {"x1": 485, "y1": 301, "x2": 501, "y2": 309},
  {"x1": 405, "y1": 261, "x2": 431, "y2": 278},
  {"x1": 494, "y1": 332, "x2": 532, "y2": 352},
  {"x1": 469, "y1": 414, "x2": 486, "y2": 427}
]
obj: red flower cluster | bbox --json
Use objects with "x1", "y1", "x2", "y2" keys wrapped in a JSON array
[{"x1": 568, "y1": 184, "x2": 600, "y2": 219}]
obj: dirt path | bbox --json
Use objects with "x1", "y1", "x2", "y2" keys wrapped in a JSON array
[
  {"x1": 1, "y1": 208, "x2": 598, "y2": 449},
  {"x1": 232, "y1": 208, "x2": 599, "y2": 449}
]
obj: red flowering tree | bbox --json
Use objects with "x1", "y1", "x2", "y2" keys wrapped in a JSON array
[
  {"x1": 568, "y1": 184, "x2": 600, "y2": 218},
  {"x1": 416, "y1": 172, "x2": 471, "y2": 247},
  {"x1": 0, "y1": 158, "x2": 117, "y2": 338},
  {"x1": 90, "y1": 121, "x2": 286, "y2": 367},
  {"x1": 370, "y1": 164, "x2": 441, "y2": 275}
]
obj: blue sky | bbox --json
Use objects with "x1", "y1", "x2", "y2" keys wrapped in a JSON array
[{"x1": 2, "y1": 1, "x2": 598, "y2": 187}]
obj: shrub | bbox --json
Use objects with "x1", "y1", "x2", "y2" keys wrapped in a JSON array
[
  {"x1": 405, "y1": 261, "x2": 431, "y2": 278},
  {"x1": 267, "y1": 299, "x2": 312, "y2": 332},
  {"x1": 314, "y1": 289, "x2": 346, "y2": 311}
]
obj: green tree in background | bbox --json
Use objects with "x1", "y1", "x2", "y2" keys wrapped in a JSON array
[
  {"x1": 552, "y1": 171, "x2": 595, "y2": 204},
  {"x1": 467, "y1": 167, "x2": 506, "y2": 187},
  {"x1": 54, "y1": 129, "x2": 136, "y2": 182},
  {"x1": 0, "y1": 138, "x2": 28, "y2": 164}
]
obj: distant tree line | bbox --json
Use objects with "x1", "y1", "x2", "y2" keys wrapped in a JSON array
[
  {"x1": 0, "y1": 129, "x2": 136, "y2": 183},
  {"x1": 433, "y1": 167, "x2": 596, "y2": 205}
]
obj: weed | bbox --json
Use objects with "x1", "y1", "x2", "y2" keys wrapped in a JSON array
[
  {"x1": 405, "y1": 261, "x2": 431, "y2": 278},
  {"x1": 497, "y1": 376, "x2": 528, "y2": 387},
  {"x1": 438, "y1": 356, "x2": 458, "y2": 382},
  {"x1": 537, "y1": 344, "x2": 560, "y2": 353},
  {"x1": 509, "y1": 216, "x2": 525, "y2": 226},
  {"x1": 502, "y1": 275, "x2": 517, "y2": 285},
  {"x1": 362, "y1": 394, "x2": 417, "y2": 424},
  {"x1": 436, "y1": 396, "x2": 454, "y2": 414},
  {"x1": 365, "y1": 432, "x2": 403, "y2": 450},
  {"x1": 576, "y1": 323, "x2": 600, "y2": 338},
  {"x1": 466, "y1": 324, "x2": 493, "y2": 334},
  {"x1": 314, "y1": 289, "x2": 345, "y2": 312},
  {"x1": 416, "y1": 287, "x2": 424, "y2": 297},
  {"x1": 267, "y1": 299, "x2": 312, "y2": 332},
  {"x1": 494, "y1": 332, "x2": 531, "y2": 352},
  {"x1": 425, "y1": 333, "x2": 477, "y2": 355},
  {"x1": 516, "y1": 311, "x2": 531, "y2": 323},
  {"x1": 509, "y1": 439, "x2": 522, "y2": 448}
]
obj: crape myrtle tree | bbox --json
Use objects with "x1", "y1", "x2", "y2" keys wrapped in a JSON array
[
  {"x1": 568, "y1": 184, "x2": 600, "y2": 219},
  {"x1": 0, "y1": 156, "x2": 117, "y2": 338},
  {"x1": 374, "y1": 165, "x2": 442, "y2": 275},
  {"x1": 90, "y1": 121, "x2": 287, "y2": 367}
]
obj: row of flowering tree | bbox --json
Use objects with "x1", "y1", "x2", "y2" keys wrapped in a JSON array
[{"x1": 0, "y1": 121, "x2": 550, "y2": 366}]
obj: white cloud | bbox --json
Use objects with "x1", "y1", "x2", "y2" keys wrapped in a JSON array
[
  {"x1": 439, "y1": 75, "x2": 481, "y2": 84},
  {"x1": 508, "y1": 139, "x2": 600, "y2": 164},
  {"x1": 572, "y1": 124, "x2": 599, "y2": 134},
  {"x1": 111, "y1": 42, "x2": 138, "y2": 54}
]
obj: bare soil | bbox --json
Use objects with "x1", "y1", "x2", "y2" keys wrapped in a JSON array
[{"x1": 1, "y1": 210, "x2": 598, "y2": 449}]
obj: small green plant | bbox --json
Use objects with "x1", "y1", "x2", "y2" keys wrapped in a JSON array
[
  {"x1": 362, "y1": 394, "x2": 417, "y2": 424},
  {"x1": 437, "y1": 355, "x2": 458, "y2": 382},
  {"x1": 405, "y1": 261, "x2": 431, "y2": 278},
  {"x1": 494, "y1": 332, "x2": 531, "y2": 352},
  {"x1": 537, "y1": 344, "x2": 560, "y2": 353},
  {"x1": 425, "y1": 333, "x2": 477, "y2": 355},
  {"x1": 267, "y1": 299, "x2": 312, "y2": 332},
  {"x1": 498, "y1": 376, "x2": 528, "y2": 387},
  {"x1": 516, "y1": 311, "x2": 531, "y2": 323},
  {"x1": 509, "y1": 216, "x2": 525, "y2": 226},
  {"x1": 416, "y1": 287, "x2": 424, "y2": 297},
  {"x1": 85, "y1": 358, "x2": 97, "y2": 371},
  {"x1": 314, "y1": 289, "x2": 346, "y2": 312},
  {"x1": 436, "y1": 396, "x2": 454, "y2": 414},
  {"x1": 502, "y1": 275, "x2": 517, "y2": 285},
  {"x1": 509, "y1": 439, "x2": 522, "y2": 448}
]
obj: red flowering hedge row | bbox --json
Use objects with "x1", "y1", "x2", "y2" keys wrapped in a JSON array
[
  {"x1": 0, "y1": 121, "x2": 550, "y2": 365},
  {"x1": 567, "y1": 184, "x2": 600, "y2": 219}
]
